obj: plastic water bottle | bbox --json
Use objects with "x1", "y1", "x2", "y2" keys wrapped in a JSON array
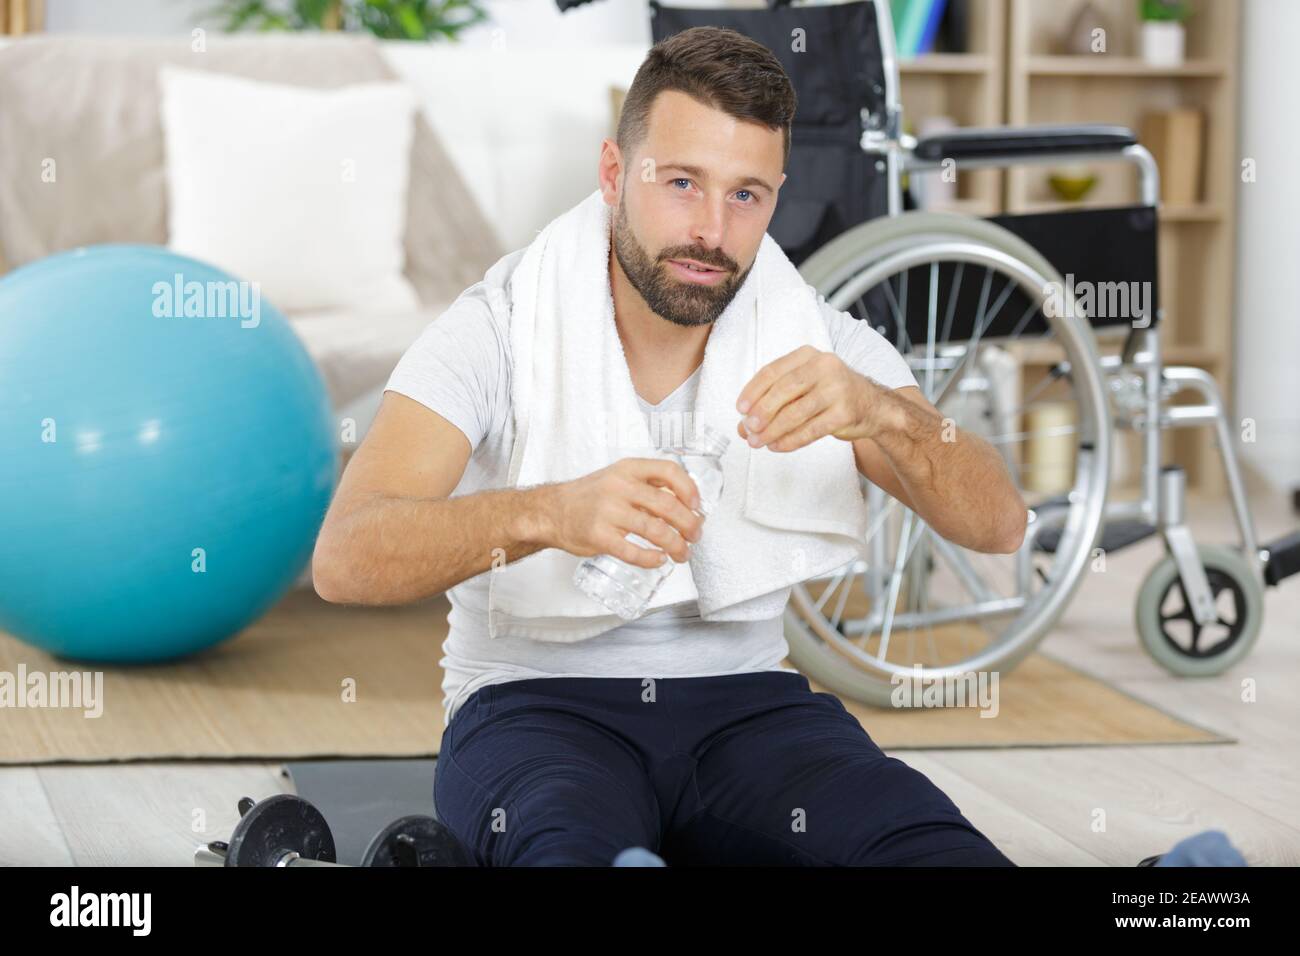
[{"x1": 573, "y1": 423, "x2": 729, "y2": 620}]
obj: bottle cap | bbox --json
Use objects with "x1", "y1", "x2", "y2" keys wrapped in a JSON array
[{"x1": 688, "y1": 421, "x2": 730, "y2": 458}]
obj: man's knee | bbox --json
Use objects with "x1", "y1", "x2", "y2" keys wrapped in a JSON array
[{"x1": 833, "y1": 758, "x2": 1015, "y2": 866}]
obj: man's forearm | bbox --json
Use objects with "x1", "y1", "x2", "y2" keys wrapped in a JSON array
[
  {"x1": 312, "y1": 484, "x2": 559, "y2": 606},
  {"x1": 864, "y1": 379, "x2": 1026, "y2": 553}
]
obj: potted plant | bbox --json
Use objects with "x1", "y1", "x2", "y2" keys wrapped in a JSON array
[
  {"x1": 1139, "y1": 0, "x2": 1190, "y2": 67},
  {"x1": 205, "y1": 0, "x2": 490, "y2": 42}
]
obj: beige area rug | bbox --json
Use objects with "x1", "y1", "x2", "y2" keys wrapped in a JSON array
[{"x1": 0, "y1": 590, "x2": 1229, "y2": 764}]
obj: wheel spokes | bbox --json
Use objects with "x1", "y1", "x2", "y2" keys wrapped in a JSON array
[{"x1": 788, "y1": 229, "x2": 1108, "y2": 689}]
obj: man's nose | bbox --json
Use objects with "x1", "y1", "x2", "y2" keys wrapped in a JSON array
[{"x1": 689, "y1": 196, "x2": 728, "y2": 255}]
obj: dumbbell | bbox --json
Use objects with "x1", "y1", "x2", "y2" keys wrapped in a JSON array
[{"x1": 194, "y1": 794, "x2": 474, "y2": 867}]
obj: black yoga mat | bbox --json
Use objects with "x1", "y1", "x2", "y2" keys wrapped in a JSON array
[{"x1": 282, "y1": 758, "x2": 441, "y2": 865}]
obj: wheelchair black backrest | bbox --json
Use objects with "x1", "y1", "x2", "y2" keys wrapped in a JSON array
[
  {"x1": 649, "y1": 0, "x2": 889, "y2": 266},
  {"x1": 858, "y1": 205, "x2": 1161, "y2": 350}
]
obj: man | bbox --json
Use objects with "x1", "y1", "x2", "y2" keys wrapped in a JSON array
[{"x1": 312, "y1": 26, "x2": 1026, "y2": 866}]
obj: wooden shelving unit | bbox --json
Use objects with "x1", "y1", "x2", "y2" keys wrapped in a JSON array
[
  {"x1": 898, "y1": 52, "x2": 994, "y2": 75},
  {"x1": 896, "y1": 0, "x2": 1005, "y2": 216},
  {"x1": 1022, "y1": 54, "x2": 1227, "y2": 77},
  {"x1": 898, "y1": 0, "x2": 1230, "y2": 494},
  {"x1": 1003, "y1": 0, "x2": 1240, "y2": 493},
  {"x1": 893, "y1": 0, "x2": 1240, "y2": 492}
]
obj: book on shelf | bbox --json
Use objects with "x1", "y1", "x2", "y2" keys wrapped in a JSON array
[
  {"x1": 892, "y1": 0, "x2": 952, "y2": 57},
  {"x1": 893, "y1": 0, "x2": 965, "y2": 58},
  {"x1": 1140, "y1": 109, "x2": 1205, "y2": 207}
]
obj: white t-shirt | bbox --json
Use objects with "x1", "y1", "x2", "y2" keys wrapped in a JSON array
[{"x1": 385, "y1": 247, "x2": 918, "y2": 729}]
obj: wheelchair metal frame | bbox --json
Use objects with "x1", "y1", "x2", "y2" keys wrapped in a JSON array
[{"x1": 845, "y1": 0, "x2": 1265, "y2": 629}]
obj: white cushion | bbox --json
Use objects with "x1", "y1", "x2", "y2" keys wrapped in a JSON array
[{"x1": 158, "y1": 65, "x2": 420, "y2": 314}]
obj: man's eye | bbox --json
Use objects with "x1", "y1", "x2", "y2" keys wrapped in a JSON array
[
  {"x1": 737, "y1": 190, "x2": 753, "y2": 203},
  {"x1": 672, "y1": 178, "x2": 691, "y2": 189}
]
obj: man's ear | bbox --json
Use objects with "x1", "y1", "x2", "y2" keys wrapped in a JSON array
[{"x1": 598, "y1": 138, "x2": 625, "y2": 204}]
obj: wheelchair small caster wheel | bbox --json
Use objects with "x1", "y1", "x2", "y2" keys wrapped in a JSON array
[{"x1": 1134, "y1": 545, "x2": 1263, "y2": 677}]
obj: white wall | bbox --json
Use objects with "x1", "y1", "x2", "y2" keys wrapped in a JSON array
[
  {"x1": 1234, "y1": 0, "x2": 1300, "y2": 495},
  {"x1": 44, "y1": 0, "x2": 219, "y2": 34}
]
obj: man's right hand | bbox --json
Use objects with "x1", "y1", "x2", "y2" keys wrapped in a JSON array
[{"x1": 545, "y1": 458, "x2": 705, "y2": 568}]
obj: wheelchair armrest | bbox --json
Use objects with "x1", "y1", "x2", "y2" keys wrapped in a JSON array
[{"x1": 913, "y1": 124, "x2": 1138, "y2": 163}]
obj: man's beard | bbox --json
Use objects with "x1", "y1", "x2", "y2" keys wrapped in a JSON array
[{"x1": 611, "y1": 193, "x2": 752, "y2": 329}]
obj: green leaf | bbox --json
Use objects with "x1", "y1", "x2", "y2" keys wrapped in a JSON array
[
  {"x1": 295, "y1": 0, "x2": 335, "y2": 26},
  {"x1": 395, "y1": 3, "x2": 426, "y2": 39},
  {"x1": 1139, "y1": 0, "x2": 1189, "y2": 22},
  {"x1": 200, "y1": 0, "x2": 492, "y2": 41}
]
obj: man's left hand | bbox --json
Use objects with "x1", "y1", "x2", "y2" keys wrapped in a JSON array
[{"x1": 735, "y1": 346, "x2": 884, "y2": 453}]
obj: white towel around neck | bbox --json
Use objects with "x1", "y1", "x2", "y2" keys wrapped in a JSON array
[{"x1": 486, "y1": 187, "x2": 868, "y2": 642}]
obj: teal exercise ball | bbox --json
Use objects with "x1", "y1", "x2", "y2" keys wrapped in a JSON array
[{"x1": 0, "y1": 245, "x2": 337, "y2": 662}]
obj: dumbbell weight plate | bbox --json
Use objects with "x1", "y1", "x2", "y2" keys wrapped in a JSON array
[
  {"x1": 360, "y1": 815, "x2": 474, "y2": 867},
  {"x1": 226, "y1": 794, "x2": 337, "y2": 867}
]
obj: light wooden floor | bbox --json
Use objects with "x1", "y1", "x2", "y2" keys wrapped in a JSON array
[{"x1": 3, "y1": 493, "x2": 1296, "y2": 867}]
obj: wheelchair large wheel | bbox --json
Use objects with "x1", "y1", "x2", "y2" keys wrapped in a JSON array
[{"x1": 785, "y1": 211, "x2": 1112, "y2": 707}]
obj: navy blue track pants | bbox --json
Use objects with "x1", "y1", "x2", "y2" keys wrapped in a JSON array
[{"x1": 434, "y1": 670, "x2": 1015, "y2": 867}]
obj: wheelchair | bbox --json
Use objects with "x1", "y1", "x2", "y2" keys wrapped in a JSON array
[{"x1": 648, "y1": 0, "x2": 1300, "y2": 706}]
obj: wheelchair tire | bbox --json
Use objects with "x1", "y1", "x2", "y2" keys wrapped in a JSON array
[
  {"x1": 784, "y1": 211, "x2": 1112, "y2": 708},
  {"x1": 1134, "y1": 544, "x2": 1264, "y2": 677}
]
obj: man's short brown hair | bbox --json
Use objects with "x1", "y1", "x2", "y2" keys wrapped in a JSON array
[{"x1": 616, "y1": 25, "x2": 797, "y2": 172}]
